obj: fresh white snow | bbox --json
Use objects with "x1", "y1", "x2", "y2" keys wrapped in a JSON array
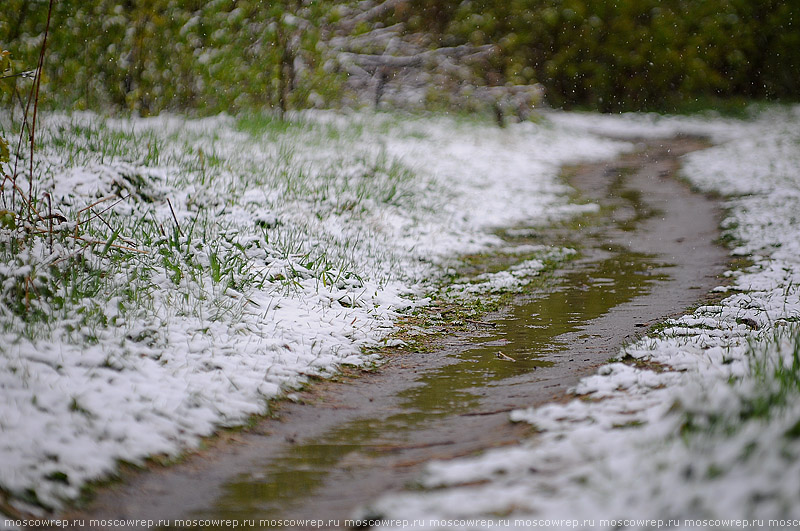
[
  {"x1": 0, "y1": 110, "x2": 629, "y2": 515},
  {"x1": 367, "y1": 106, "x2": 800, "y2": 529},
  {"x1": 3, "y1": 105, "x2": 799, "y2": 525}
]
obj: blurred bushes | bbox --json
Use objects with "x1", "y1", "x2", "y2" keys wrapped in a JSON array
[
  {"x1": 1, "y1": 0, "x2": 798, "y2": 114},
  {"x1": 0, "y1": 0, "x2": 343, "y2": 116},
  {"x1": 430, "y1": 0, "x2": 800, "y2": 111}
]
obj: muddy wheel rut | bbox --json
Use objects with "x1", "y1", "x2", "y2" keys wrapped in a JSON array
[{"x1": 61, "y1": 137, "x2": 728, "y2": 530}]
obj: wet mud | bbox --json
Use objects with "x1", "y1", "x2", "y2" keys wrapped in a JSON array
[{"x1": 59, "y1": 137, "x2": 729, "y2": 530}]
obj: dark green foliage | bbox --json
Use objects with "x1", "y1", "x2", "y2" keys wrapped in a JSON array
[
  {"x1": 435, "y1": 0, "x2": 800, "y2": 111},
  {"x1": 1, "y1": 0, "x2": 798, "y2": 114}
]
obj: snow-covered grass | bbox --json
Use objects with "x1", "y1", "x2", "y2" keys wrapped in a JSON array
[
  {"x1": 0, "y1": 109, "x2": 631, "y2": 515},
  {"x1": 367, "y1": 106, "x2": 800, "y2": 529}
]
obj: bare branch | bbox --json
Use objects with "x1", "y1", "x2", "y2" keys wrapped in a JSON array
[
  {"x1": 328, "y1": 22, "x2": 405, "y2": 51},
  {"x1": 339, "y1": 44, "x2": 496, "y2": 70},
  {"x1": 337, "y1": 0, "x2": 407, "y2": 32}
]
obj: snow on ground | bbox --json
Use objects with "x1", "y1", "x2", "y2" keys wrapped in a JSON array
[
  {"x1": 368, "y1": 106, "x2": 800, "y2": 529},
  {"x1": 0, "y1": 110, "x2": 631, "y2": 514}
]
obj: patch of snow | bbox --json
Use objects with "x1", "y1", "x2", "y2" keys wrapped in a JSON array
[
  {"x1": 367, "y1": 105, "x2": 800, "y2": 528},
  {"x1": 0, "y1": 110, "x2": 631, "y2": 513}
]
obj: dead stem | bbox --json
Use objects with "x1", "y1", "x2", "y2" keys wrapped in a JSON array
[
  {"x1": 30, "y1": 230, "x2": 147, "y2": 254},
  {"x1": 167, "y1": 198, "x2": 183, "y2": 237},
  {"x1": 28, "y1": 0, "x2": 56, "y2": 220}
]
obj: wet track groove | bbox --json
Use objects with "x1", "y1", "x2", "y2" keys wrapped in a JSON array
[{"x1": 61, "y1": 137, "x2": 728, "y2": 530}]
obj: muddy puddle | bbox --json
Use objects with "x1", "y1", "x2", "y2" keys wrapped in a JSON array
[
  {"x1": 60, "y1": 137, "x2": 729, "y2": 530},
  {"x1": 197, "y1": 246, "x2": 666, "y2": 524}
]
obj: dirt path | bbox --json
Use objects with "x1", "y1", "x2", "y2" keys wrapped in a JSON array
[{"x1": 59, "y1": 137, "x2": 728, "y2": 530}]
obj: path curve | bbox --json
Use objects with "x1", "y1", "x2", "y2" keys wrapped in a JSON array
[{"x1": 60, "y1": 137, "x2": 728, "y2": 530}]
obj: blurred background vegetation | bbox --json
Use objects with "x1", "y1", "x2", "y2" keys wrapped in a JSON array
[{"x1": 1, "y1": 0, "x2": 798, "y2": 116}]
